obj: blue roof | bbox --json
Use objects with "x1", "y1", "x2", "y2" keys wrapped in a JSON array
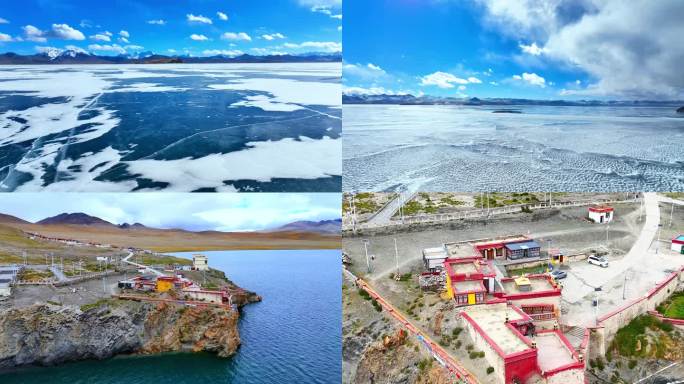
[{"x1": 505, "y1": 240, "x2": 540, "y2": 251}]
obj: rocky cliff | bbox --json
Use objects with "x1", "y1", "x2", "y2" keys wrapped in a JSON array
[{"x1": 0, "y1": 298, "x2": 246, "y2": 370}]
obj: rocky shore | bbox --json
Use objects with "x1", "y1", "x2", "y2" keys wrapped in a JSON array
[{"x1": 0, "y1": 268, "x2": 261, "y2": 372}]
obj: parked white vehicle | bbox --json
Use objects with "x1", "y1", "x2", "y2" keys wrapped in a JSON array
[{"x1": 587, "y1": 255, "x2": 609, "y2": 268}]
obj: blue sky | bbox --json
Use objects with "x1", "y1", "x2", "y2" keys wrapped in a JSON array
[
  {"x1": 343, "y1": 0, "x2": 684, "y2": 100},
  {"x1": 0, "y1": 0, "x2": 341, "y2": 57},
  {"x1": 0, "y1": 193, "x2": 341, "y2": 232}
]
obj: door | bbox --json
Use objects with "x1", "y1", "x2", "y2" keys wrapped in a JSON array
[{"x1": 467, "y1": 293, "x2": 476, "y2": 305}]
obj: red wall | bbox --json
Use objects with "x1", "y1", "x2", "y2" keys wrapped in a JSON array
[{"x1": 504, "y1": 350, "x2": 538, "y2": 384}]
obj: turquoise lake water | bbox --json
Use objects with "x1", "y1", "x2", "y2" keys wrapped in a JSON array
[{"x1": 0, "y1": 249, "x2": 341, "y2": 383}]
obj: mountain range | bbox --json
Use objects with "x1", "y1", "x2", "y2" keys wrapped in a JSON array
[
  {"x1": 342, "y1": 93, "x2": 684, "y2": 107},
  {"x1": 1, "y1": 212, "x2": 339, "y2": 235},
  {"x1": 0, "y1": 49, "x2": 341, "y2": 65}
]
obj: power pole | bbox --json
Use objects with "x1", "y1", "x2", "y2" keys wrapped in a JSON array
[
  {"x1": 363, "y1": 239, "x2": 371, "y2": 274},
  {"x1": 394, "y1": 238, "x2": 400, "y2": 279},
  {"x1": 669, "y1": 203, "x2": 674, "y2": 227}
]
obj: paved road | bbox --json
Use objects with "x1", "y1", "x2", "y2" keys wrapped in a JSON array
[
  {"x1": 365, "y1": 189, "x2": 417, "y2": 225},
  {"x1": 122, "y1": 252, "x2": 164, "y2": 276}
]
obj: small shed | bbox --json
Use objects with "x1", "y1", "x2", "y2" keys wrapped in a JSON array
[
  {"x1": 589, "y1": 206, "x2": 614, "y2": 224},
  {"x1": 672, "y1": 235, "x2": 684, "y2": 254},
  {"x1": 422, "y1": 246, "x2": 448, "y2": 271}
]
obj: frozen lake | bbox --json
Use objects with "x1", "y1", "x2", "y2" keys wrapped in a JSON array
[
  {"x1": 343, "y1": 104, "x2": 684, "y2": 192},
  {"x1": 0, "y1": 63, "x2": 341, "y2": 192}
]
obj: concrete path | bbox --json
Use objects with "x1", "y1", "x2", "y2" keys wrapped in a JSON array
[
  {"x1": 562, "y1": 192, "x2": 660, "y2": 305},
  {"x1": 366, "y1": 189, "x2": 417, "y2": 225},
  {"x1": 122, "y1": 252, "x2": 164, "y2": 276}
]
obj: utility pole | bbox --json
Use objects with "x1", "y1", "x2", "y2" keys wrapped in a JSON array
[
  {"x1": 606, "y1": 225, "x2": 610, "y2": 247},
  {"x1": 363, "y1": 239, "x2": 371, "y2": 274},
  {"x1": 393, "y1": 238, "x2": 400, "y2": 279},
  {"x1": 622, "y1": 273, "x2": 628, "y2": 300},
  {"x1": 669, "y1": 203, "x2": 674, "y2": 227}
]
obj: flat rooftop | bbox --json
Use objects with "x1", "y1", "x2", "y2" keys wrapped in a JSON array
[
  {"x1": 502, "y1": 276, "x2": 555, "y2": 294},
  {"x1": 532, "y1": 332, "x2": 576, "y2": 372},
  {"x1": 445, "y1": 243, "x2": 479, "y2": 258},
  {"x1": 453, "y1": 280, "x2": 485, "y2": 293},
  {"x1": 450, "y1": 261, "x2": 479, "y2": 275},
  {"x1": 463, "y1": 304, "x2": 532, "y2": 355},
  {"x1": 423, "y1": 247, "x2": 448, "y2": 259}
]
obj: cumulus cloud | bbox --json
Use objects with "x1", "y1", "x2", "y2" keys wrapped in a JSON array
[
  {"x1": 261, "y1": 33, "x2": 285, "y2": 41},
  {"x1": 221, "y1": 32, "x2": 252, "y2": 41},
  {"x1": 22, "y1": 25, "x2": 47, "y2": 42},
  {"x1": 217, "y1": 11, "x2": 228, "y2": 21},
  {"x1": 147, "y1": 19, "x2": 166, "y2": 25},
  {"x1": 282, "y1": 41, "x2": 341, "y2": 52},
  {"x1": 88, "y1": 43, "x2": 127, "y2": 55},
  {"x1": 512, "y1": 72, "x2": 546, "y2": 87},
  {"x1": 0, "y1": 33, "x2": 13, "y2": 42},
  {"x1": 90, "y1": 33, "x2": 111, "y2": 42},
  {"x1": 343, "y1": 86, "x2": 412, "y2": 96},
  {"x1": 478, "y1": 0, "x2": 684, "y2": 98},
  {"x1": 187, "y1": 14, "x2": 212, "y2": 24},
  {"x1": 419, "y1": 71, "x2": 481, "y2": 88},
  {"x1": 50, "y1": 24, "x2": 85, "y2": 40},
  {"x1": 343, "y1": 62, "x2": 387, "y2": 80},
  {"x1": 202, "y1": 49, "x2": 244, "y2": 57},
  {"x1": 190, "y1": 34, "x2": 209, "y2": 41},
  {"x1": 519, "y1": 41, "x2": 546, "y2": 55},
  {"x1": 0, "y1": 17, "x2": 9, "y2": 24},
  {"x1": 125, "y1": 45, "x2": 144, "y2": 51},
  {"x1": 119, "y1": 30, "x2": 129, "y2": 38}
]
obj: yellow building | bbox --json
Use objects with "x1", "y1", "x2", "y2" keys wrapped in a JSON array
[{"x1": 156, "y1": 276, "x2": 175, "y2": 292}]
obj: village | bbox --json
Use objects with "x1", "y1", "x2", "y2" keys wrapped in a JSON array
[
  {"x1": 0, "y1": 229, "x2": 246, "y2": 312},
  {"x1": 342, "y1": 192, "x2": 684, "y2": 384}
]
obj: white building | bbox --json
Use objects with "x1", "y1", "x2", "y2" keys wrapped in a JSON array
[
  {"x1": 588, "y1": 206, "x2": 614, "y2": 224},
  {"x1": 422, "y1": 246, "x2": 448, "y2": 271},
  {"x1": 192, "y1": 254, "x2": 209, "y2": 271}
]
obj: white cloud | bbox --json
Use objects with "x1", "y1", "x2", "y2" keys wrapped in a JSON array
[
  {"x1": 282, "y1": 41, "x2": 341, "y2": 52},
  {"x1": 147, "y1": 19, "x2": 166, "y2": 25},
  {"x1": 343, "y1": 86, "x2": 409, "y2": 96},
  {"x1": 310, "y1": 6, "x2": 343, "y2": 19},
  {"x1": 125, "y1": 45, "x2": 144, "y2": 51},
  {"x1": 489, "y1": 81, "x2": 499, "y2": 86},
  {"x1": 217, "y1": 11, "x2": 228, "y2": 21},
  {"x1": 519, "y1": 41, "x2": 546, "y2": 55},
  {"x1": 50, "y1": 24, "x2": 85, "y2": 40},
  {"x1": 202, "y1": 49, "x2": 244, "y2": 57},
  {"x1": 187, "y1": 14, "x2": 212, "y2": 24},
  {"x1": 298, "y1": 0, "x2": 341, "y2": 7},
  {"x1": 479, "y1": 0, "x2": 684, "y2": 99},
  {"x1": 119, "y1": 37, "x2": 129, "y2": 43},
  {"x1": 90, "y1": 33, "x2": 111, "y2": 42},
  {"x1": 0, "y1": 33, "x2": 13, "y2": 42},
  {"x1": 251, "y1": 48, "x2": 287, "y2": 56},
  {"x1": 22, "y1": 25, "x2": 47, "y2": 42},
  {"x1": 88, "y1": 43, "x2": 127, "y2": 55},
  {"x1": 458, "y1": 85, "x2": 467, "y2": 91},
  {"x1": 190, "y1": 34, "x2": 209, "y2": 41},
  {"x1": 167, "y1": 49, "x2": 177, "y2": 53},
  {"x1": 0, "y1": 17, "x2": 9, "y2": 24},
  {"x1": 261, "y1": 33, "x2": 285, "y2": 41},
  {"x1": 221, "y1": 32, "x2": 252, "y2": 41},
  {"x1": 343, "y1": 62, "x2": 387, "y2": 80},
  {"x1": 419, "y1": 71, "x2": 481, "y2": 88},
  {"x1": 119, "y1": 30, "x2": 129, "y2": 38},
  {"x1": 512, "y1": 72, "x2": 546, "y2": 87}
]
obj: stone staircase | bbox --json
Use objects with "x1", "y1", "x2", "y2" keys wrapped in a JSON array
[{"x1": 564, "y1": 325, "x2": 587, "y2": 349}]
